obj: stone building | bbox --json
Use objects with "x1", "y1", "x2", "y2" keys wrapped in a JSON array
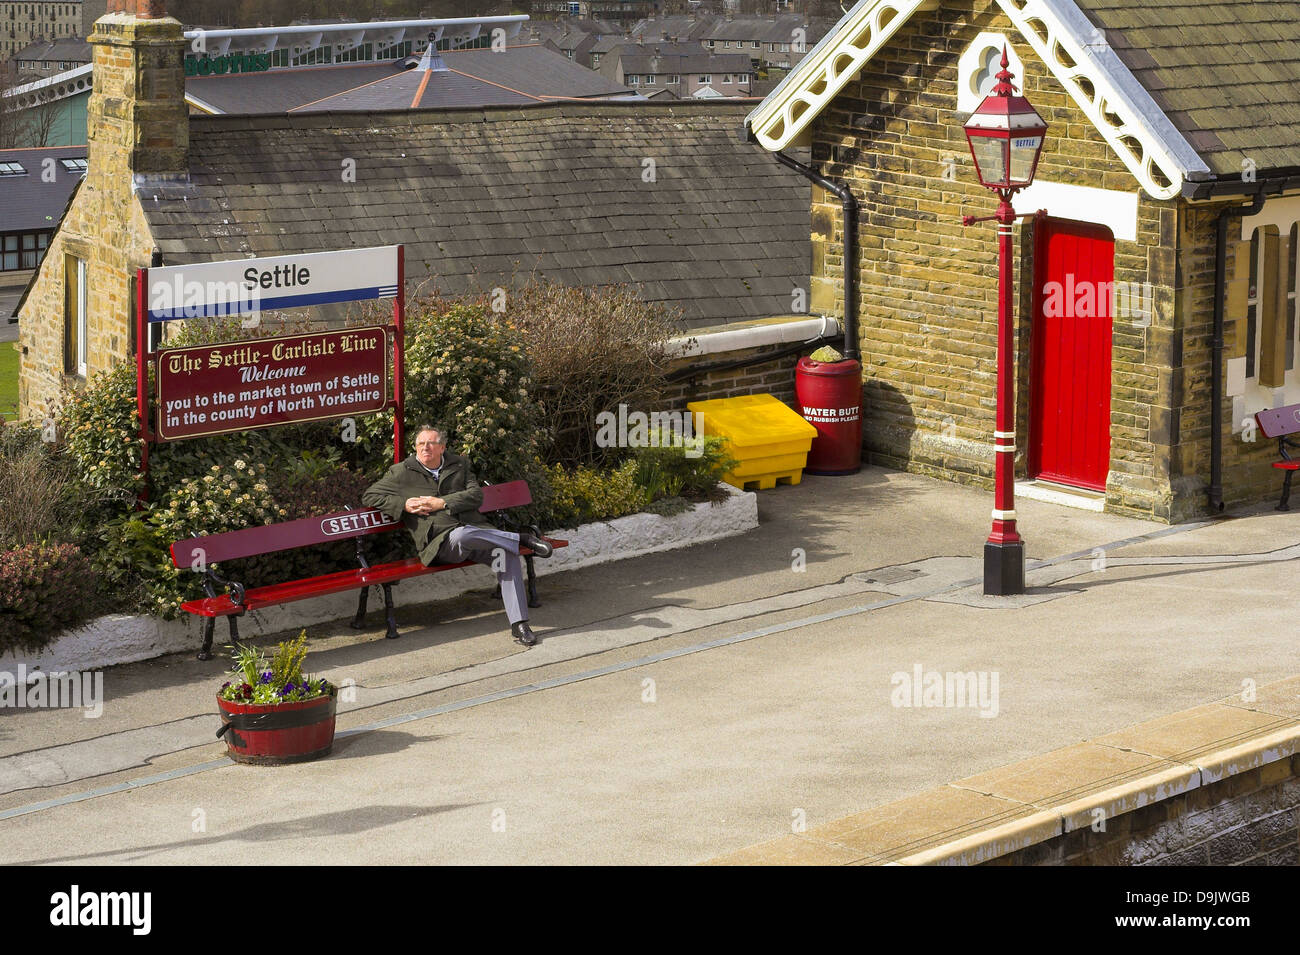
[
  {"x1": 746, "y1": 0, "x2": 1300, "y2": 521},
  {"x1": 16, "y1": 1, "x2": 815, "y2": 422},
  {"x1": 0, "y1": 0, "x2": 105, "y2": 60}
]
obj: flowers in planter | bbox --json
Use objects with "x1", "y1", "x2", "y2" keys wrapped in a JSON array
[{"x1": 218, "y1": 631, "x2": 334, "y2": 705}]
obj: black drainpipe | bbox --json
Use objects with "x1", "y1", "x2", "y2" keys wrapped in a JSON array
[
  {"x1": 774, "y1": 151, "x2": 859, "y2": 361},
  {"x1": 1208, "y1": 188, "x2": 1267, "y2": 511}
]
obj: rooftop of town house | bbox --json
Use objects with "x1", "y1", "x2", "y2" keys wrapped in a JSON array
[
  {"x1": 0, "y1": 145, "x2": 86, "y2": 233},
  {"x1": 611, "y1": 45, "x2": 755, "y2": 75},
  {"x1": 186, "y1": 44, "x2": 635, "y2": 115},
  {"x1": 135, "y1": 100, "x2": 811, "y2": 329},
  {"x1": 698, "y1": 14, "x2": 832, "y2": 44},
  {"x1": 13, "y1": 36, "x2": 93, "y2": 64}
]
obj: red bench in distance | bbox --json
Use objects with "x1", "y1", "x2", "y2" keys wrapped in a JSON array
[
  {"x1": 1255, "y1": 403, "x2": 1300, "y2": 511},
  {"x1": 170, "y1": 479, "x2": 566, "y2": 659}
]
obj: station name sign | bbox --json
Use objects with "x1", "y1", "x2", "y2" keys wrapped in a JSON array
[
  {"x1": 156, "y1": 327, "x2": 389, "y2": 442},
  {"x1": 146, "y1": 246, "x2": 400, "y2": 322}
]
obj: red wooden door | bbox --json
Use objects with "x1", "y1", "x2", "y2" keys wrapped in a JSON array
[{"x1": 1028, "y1": 218, "x2": 1114, "y2": 491}]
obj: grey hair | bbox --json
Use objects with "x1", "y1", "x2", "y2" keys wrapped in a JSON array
[{"x1": 413, "y1": 423, "x2": 448, "y2": 444}]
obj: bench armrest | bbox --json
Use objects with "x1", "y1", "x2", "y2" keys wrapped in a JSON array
[{"x1": 204, "y1": 566, "x2": 247, "y2": 609}]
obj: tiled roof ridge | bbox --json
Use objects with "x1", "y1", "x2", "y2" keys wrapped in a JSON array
[{"x1": 192, "y1": 97, "x2": 760, "y2": 133}]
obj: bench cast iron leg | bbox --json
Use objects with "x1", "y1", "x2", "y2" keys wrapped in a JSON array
[
  {"x1": 228, "y1": 615, "x2": 240, "y2": 645},
  {"x1": 199, "y1": 617, "x2": 215, "y2": 661},
  {"x1": 525, "y1": 554, "x2": 540, "y2": 608},
  {"x1": 1280, "y1": 470, "x2": 1295, "y2": 511},
  {"x1": 351, "y1": 586, "x2": 370, "y2": 629},
  {"x1": 382, "y1": 583, "x2": 399, "y2": 639}
]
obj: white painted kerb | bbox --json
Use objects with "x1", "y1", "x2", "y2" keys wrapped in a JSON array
[{"x1": 0, "y1": 484, "x2": 758, "y2": 676}]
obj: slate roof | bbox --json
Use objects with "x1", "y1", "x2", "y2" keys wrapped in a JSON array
[
  {"x1": 293, "y1": 69, "x2": 536, "y2": 111},
  {"x1": 136, "y1": 102, "x2": 810, "y2": 329},
  {"x1": 14, "y1": 37, "x2": 93, "y2": 65},
  {"x1": 631, "y1": 16, "x2": 714, "y2": 42},
  {"x1": 187, "y1": 64, "x2": 394, "y2": 115},
  {"x1": 1077, "y1": 0, "x2": 1300, "y2": 176},
  {"x1": 700, "y1": 15, "x2": 830, "y2": 44},
  {"x1": 186, "y1": 45, "x2": 633, "y2": 115},
  {"x1": 615, "y1": 46, "x2": 755, "y2": 75},
  {"x1": 0, "y1": 145, "x2": 87, "y2": 233}
]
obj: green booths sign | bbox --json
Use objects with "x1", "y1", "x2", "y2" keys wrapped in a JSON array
[{"x1": 184, "y1": 53, "x2": 272, "y2": 76}]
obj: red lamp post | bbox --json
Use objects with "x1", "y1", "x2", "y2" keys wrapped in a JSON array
[{"x1": 961, "y1": 48, "x2": 1047, "y2": 596}]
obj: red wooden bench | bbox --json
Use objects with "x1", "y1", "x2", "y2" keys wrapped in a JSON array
[
  {"x1": 1255, "y1": 403, "x2": 1300, "y2": 511},
  {"x1": 170, "y1": 480, "x2": 566, "y2": 659}
]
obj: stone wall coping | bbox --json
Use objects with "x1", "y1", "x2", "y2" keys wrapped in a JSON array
[
  {"x1": 707, "y1": 680, "x2": 1300, "y2": 865},
  {"x1": 666, "y1": 314, "x2": 841, "y2": 359}
]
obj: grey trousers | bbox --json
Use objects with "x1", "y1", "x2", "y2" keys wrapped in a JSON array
[{"x1": 436, "y1": 524, "x2": 528, "y2": 624}]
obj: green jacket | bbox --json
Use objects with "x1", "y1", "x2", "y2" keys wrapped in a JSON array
[{"x1": 362, "y1": 451, "x2": 485, "y2": 566}]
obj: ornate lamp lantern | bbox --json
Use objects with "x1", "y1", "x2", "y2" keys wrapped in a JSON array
[
  {"x1": 960, "y1": 48, "x2": 1048, "y2": 596},
  {"x1": 964, "y1": 48, "x2": 1047, "y2": 194}
]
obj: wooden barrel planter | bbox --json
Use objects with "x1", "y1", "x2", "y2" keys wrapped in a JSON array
[{"x1": 216, "y1": 691, "x2": 337, "y2": 765}]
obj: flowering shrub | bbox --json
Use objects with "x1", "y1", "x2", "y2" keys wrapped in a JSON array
[
  {"x1": 94, "y1": 460, "x2": 286, "y2": 619},
  {"x1": 219, "y1": 631, "x2": 333, "y2": 705},
  {"x1": 57, "y1": 362, "x2": 145, "y2": 520},
  {"x1": 403, "y1": 302, "x2": 544, "y2": 486},
  {"x1": 0, "y1": 542, "x2": 101, "y2": 653}
]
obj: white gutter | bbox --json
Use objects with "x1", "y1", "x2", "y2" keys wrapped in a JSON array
[{"x1": 666, "y1": 316, "x2": 841, "y2": 359}]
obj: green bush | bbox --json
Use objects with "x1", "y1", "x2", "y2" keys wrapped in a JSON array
[
  {"x1": 543, "y1": 459, "x2": 648, "y2": 529},
  {"x1": 0, "y1": 420, "x2": 91, "y2": 548},
  {"x1": 632, "y1": 429, "x2": 737, "y2": 503},
  {"x1": 57, "y1": 362, "x2": 145, "y2": 523},
  {"x1": 0, "y1": 542, "x2": 101, "y2": 653}
]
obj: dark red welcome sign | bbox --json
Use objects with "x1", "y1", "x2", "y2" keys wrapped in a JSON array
[{"x1": 156, "y1": 328, "x2": 389, "y2": 442}]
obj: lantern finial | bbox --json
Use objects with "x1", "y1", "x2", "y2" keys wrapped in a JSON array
[{"x1": 992, "y1": 45, "x2": 1017, "y2": 96}]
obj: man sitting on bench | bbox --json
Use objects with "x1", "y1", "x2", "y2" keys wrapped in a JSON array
[{"x1": 362, "y1": 423, "x2": 553, "y2": 647}]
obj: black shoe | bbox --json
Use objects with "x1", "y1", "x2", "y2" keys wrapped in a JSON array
[
  {"x1": 519, "y1": 532, "x2": 553, "y2": 559},
  {"x1": 511, "y1": 621, "x2": 538, "y2": 647}
]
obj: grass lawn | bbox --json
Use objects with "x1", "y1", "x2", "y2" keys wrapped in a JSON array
[{"x1": 0, "y1": 344, "x2": 18, "y2": 420}]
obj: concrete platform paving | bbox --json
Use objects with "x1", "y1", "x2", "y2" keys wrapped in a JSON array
[{"x1": 0, "y1": 465, "x2": 1296, "y2": 864}]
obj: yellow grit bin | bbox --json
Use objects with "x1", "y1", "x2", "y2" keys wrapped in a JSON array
[{"x1": 687, "y1": 394, "x2": 818, "y2": 490}]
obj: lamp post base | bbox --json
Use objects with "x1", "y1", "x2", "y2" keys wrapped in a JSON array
[{"x1": 984, "y1": 539, "x2": 1026, "y2": 595}]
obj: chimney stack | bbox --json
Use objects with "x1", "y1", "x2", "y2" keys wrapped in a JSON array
[
  {"x1": 88, "y1": 0, "x2": 188, "y2": 182},
  {"x1": 105, "y1": 0, "x2": 170, "y2": 17}
]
